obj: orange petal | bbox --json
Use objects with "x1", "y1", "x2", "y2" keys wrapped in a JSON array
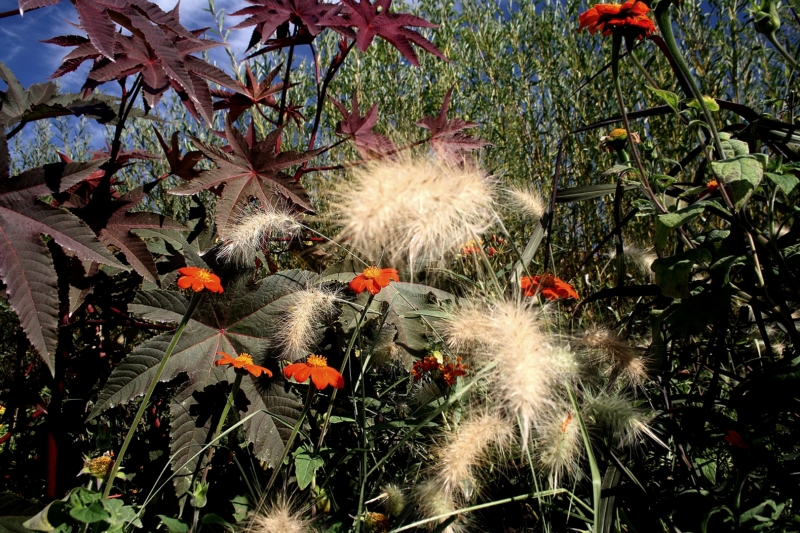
[
  {"x1": 310, "y1": 368, "x2": 330, "y2": 390},
  {"x1": 177, "y1": 276, "x2": 193, "y2": 289},
  {"x1": 178, "y1": 267, "x2": 201, "y2": 276}
]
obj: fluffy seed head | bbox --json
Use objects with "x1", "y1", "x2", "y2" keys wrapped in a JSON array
[
  {"x1": 580, "y1": 327, "x2": 648, "y2": 388},
  {"x1": 584, "y1": 391, "x2": 664, "y2": 448},
  {"x1": 273, "y1": 288, "x2": 339, "y2": 361},
  {"x1": 331, "y1": 157, "x2": 496, "y2": 268},
  {"x1": 443, "y1": 300, "x2": 578, "y2": 448},
  {"x1": 247, "y1": 498, "x2": 312, "y2": 533},
  {"x1": 219, "y1": 205, "x2": 303, "y2": 266},
  {"x1": 506, "y1": 184, "x2": 545, "y2": 221},
  {"x1": 433, "y1": 413, "x2": 513, "y2": 501},
  {"x1": 414, "y1": 479, "x2": 467, "y2": 533},
  {"x1": 381, "y1": 484, "x2": 407, "y2": 517},
  {"x1": 611, "y1": 245, "x2": 656, "y2": 281},
  {"x1": 536, "y1": 408, "x2": 583, "y2": 487}
]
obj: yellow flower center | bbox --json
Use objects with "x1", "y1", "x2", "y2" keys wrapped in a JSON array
[
  {"x1": 236, "y1": 354, "x2": 254, "y2": 366},
  {"x1": 306, "y1": 354, "x2": 328, "y2": 368},
  {"x1": 608, "y1": 128, "x2": 628, "y2": 140},
  {"x1": 362, "y1": 266, "x2": 382, "y2": 279},
  {"x1": 194, "y1": 269, "x2": 214, "y2": 282},
  {"x1": 88, "y1": 456, "x2": 114, "y2": 478}
]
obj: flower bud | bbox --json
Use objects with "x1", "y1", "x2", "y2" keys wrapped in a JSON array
[{"x1": 754, "y1": 0, "x2": 781, "y2": 36}]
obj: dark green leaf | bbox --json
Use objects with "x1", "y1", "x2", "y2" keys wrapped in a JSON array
[{"x1": 652, "y1": 248, "x2": 712, "y2": 299}]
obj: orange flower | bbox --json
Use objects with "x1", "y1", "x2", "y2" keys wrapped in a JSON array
[
  {"x1": 706, "y1": 179, "x2": 719, "y2": 192},
  {"x1": 284, "y1": 355, "x2": 344, "y2": 390},
  {"x1": 215, "y1": 351, "x2": 272, "y2": 377},
  {"x1": 177, "y1": 267, "x2": 223, "y2": 293},
  {"x1": 349, "y1": 266, "x2": 400, "y2": 295},
  {"x1": 520, "y1": 274, "x2": 579, "y2": 300},
  {"x1": 578, "y1": 0, "x2": 657, "y2": 40}
]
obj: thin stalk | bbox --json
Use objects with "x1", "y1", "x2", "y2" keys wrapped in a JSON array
[
  {"x1": 568, "y1": 387, "x2": 601, "y2": 524},
  {"x1": 264, "y1": 385, "x2": 315, "y2": 493},
  {"x1": 389, "y1": 490, "x2": 566, "y2": 532},
  {"x1": 765, "y1": 32, "x2": 800, "y2": 69},
  {"x1": 102, "y1": 291, "x2": 203, "y2": 498},
  {"x1": 354, "y1": 345, "x2": 370, "y2": 533},
  {"x1": 317, "y1": 293, "x2": 375, "y2": 448},
  {"x1": 277, "y1": 43, "x2": 295, "y2": 127}
]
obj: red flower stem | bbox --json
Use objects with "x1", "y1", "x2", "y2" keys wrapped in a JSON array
[
  {"x1": 101, "y1": 291, "x2": 203, "y2": 499},
  {"x1": 277, "y1": 38, "x2": 296, "y2": 128},
  {"x1": 317, "y1": 293, "x2": 375, "y2": 449},
  {"x1": 264, "y1": 384, "x2": 315, "y2": 493}
]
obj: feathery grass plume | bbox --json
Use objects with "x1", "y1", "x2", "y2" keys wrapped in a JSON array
[
  {"x1": 381, "y1": 483, "x2": 407, "y2": 517},
  {"x1": 610, "y1": 245, "x2": 656, "y2": 281},
  {"x1": 248, "y1": 497, "x2": 312, "y2": 533},
  {"x1": 218, "y1": 204, "x2": 303, "y2": 266},
  {"x1": 433, "y1": 413, "x2": 513, "y2": 501},
  {"x1": 442, "y1": 300, "x2": 578, "y2": 448},
  {"x1": 536, "y1": 407, "x2": 583, "y2": 487},
  {"x1": 414, "y1": 479, "x2": 468, "y2": 532},
  {"x1": 506, "y1": 183, "x2": 545, "y2": 221},
  {"x1": 273, "y1": 287, "x2": 339, "y2": 361},
  {"x1": 330, "y1": 156, "x2": 496, "y2": 268},
  {"x1": 579, "y1": 326, "x2": 649, "y2": 389},
  {"x1": 584, "y1": 391, "x2": 664, "y2": 448}
]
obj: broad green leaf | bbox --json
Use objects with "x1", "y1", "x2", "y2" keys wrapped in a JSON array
[
  {"x1": 0, "y1": 517, "x2": 36, "y2": 533},
  {"x1": 710, "y1": 154, "x2": 767, "y2": 210},
  {"x1": 657, "y1": 202, "x2": 710, "y2": 229},
  {"x1": 709, "y1": 255, "x2": 747, "y2": 287},
  {"x1": 294, "y1": 451, "x2": 325, "y2": 490},
  {"x1": 157, "y1": 516, "x2": 189, "y2": 533},
  {"x1": 68, "y1": 504, "x2": 108, "y2": 525},
  {"x1": 645, "y1": 86, "x2": 680, "y2": 113},
  {"x1": 651, "y1": 248, "x2": 711, "y2": 299},
  {"x1": 239, "y1": 378, "x2": 302, "y2": 467},
  {"x1": 686, "y1": 95, "x2": 720, "y2": 113},
  {"x1": 200, "y1": 514, "x2": 234, "y2": 532},
  {"x1": 718, "y1": 131, "x2": 750, "y2": 157},
  {"x1": 765, "y1": 171, "x2": 799, "y2": 195}
]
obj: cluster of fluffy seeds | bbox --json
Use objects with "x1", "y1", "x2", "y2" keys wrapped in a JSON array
[
  {"x1": 414, "y1": 479, "x2": 465, "y2": 533},
  {"x1": 331, "y1": 157, "x2": 496, "y2": 268},
  {"x1": 218, "y1": 205, "x2": 303, "y2": 266},
  {"x1": 535, "y1": 407, "x2": 583, "y2": 487},
  {"x1": 273, "y1": 288, "x2": 339, "y2": 361},
  {"x1": 443, "y1": 300, "x2": 578, "y2": 447},
  {"x1": 433, "y1": 413, "x2": 513, "y2": 501},
  {"x1": 610, "y1": 245, "x2": 656, "y2": 281},
  {"x1": 584, "y1": 391, "x2": 663, "y2": 448},
  {"x1": 579, "y1": 327, "x2": 649, "y2": 389},
  {"x1": 506, "y1": 184, "x2": 545, "y2": 221},
  {"x1": 247, "y1": 498, "x2": 311, "y2": 533}
]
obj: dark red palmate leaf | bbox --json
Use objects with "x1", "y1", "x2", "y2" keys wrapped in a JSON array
[
  {"x1": 320, "y1": 0, "x2": 447, "y2": 67},
  {"x1": 170, "y1": 118, "x2": 321, "y2": 236},
  {"x1": 153, "y1": 128, "x2": 203, "y2": 181},
  {"x1": 210, "y1": 63, "x2": 286, "y2": 122},
  {"x1": 230, "y1": 0, "x2": 340, "y2": 49},
  {"x1": 416, "y1": 87, "x2": 489, "y2": 163},
  {"x1": 331, "y1": 92, "x2": 394, "y2": 158}
]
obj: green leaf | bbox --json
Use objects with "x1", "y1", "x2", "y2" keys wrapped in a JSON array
[
  {"x1": 294, "y1": 451, "x2": 325, "y2": 490},
  {"x1": 239, "y1": 378, "x2": 302, "y2": 468},
  {"x1": 657, "y1": 202, "x2": 710, "y2": 229},
  {"x1": 200, "y1": 514, "x2": 234, "y2": 532},
  {"x1": 651, "y1": 248, "x2": 712, "y2": 299},
  {"x1": 157, "y1": 516, "x2": 189, "y2": 533},
  {"x1": 709, "y1": 255, "x2": 747, "y2": 287},
  {"x1": 686, "y1": 95, "x2": 720, "y2": 113},
  {"x1": 68, "y1": 504, "x2": 108, "y2": 525},
  {"x1": 645, "y1": 86, "x2": 680, "y2": 113},
  {"x1": 765, "y1": 171, "x2": 799, "y2": 195},
  {"x1": 0, "y1": 517, "x2": 37, "y2": 533},
  {"x1": 555, "y1": 183, "x2": 635, "y2": 203},
  {"x1": 710, "y1": 154, "x2": 767, "y2": 210},
  {"x1": 718, "y1": 131, "x2": 750, "y2": 157}
]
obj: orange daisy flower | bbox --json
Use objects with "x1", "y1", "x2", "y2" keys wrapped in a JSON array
[
  {"x1": 578, "y1": 0, "x2": 657, "y2": 40},
  {"x1": 215, "y1": 351, "x2": 272, "y2": 377},
  {"x1": 177, "y1": 267, "x2": 223, "y2": 293},
  {"x1": 284, "y1": 355, "x2": 345, "y2": 390},
  {"x1": 520, "y1": 274, "x2": 579, "y2": 301},
  {"x1": 349, "y1": 266, "x2": 400, "y2": 295}
]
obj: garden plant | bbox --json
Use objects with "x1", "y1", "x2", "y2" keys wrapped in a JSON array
[{"x1": 1, "y1": 0, "x2": 800, "y2": 530}]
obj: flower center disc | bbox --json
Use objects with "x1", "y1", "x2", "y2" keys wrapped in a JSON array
[
  {"x1": 195, "y1": 269, "x2": 214, "y2": 282},
  {"x1": 362, "y1": 266, "x2": 382, "y2": 279},
  {"x1": 539, "y1": 274, "x2": 556, "y2": 287},
  {"x1": 236, "y1": 354, "x2": 254, "y2": 366},
  {"x1": 307, "y1": 354, "x2": 328, "y2": 368}
]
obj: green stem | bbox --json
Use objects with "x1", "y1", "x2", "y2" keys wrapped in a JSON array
[
  {"x1": 766, "y1": 31, "x2": 800, "y2": 69},
  {"x1": 265, "y1": 385, "x2": 315, "y2": 493},
  {"x1": 653, "y1": 3, "x2": 726, "y2": 158},
  {"x1": 102, "y1": 291, "x2": 202, "y2": 499},
  {"x1": 317, "y1": 293, "x2": 375, "y2": 448}
]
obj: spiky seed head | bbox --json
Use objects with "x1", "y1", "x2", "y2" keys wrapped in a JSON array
[
  {"x1": 331, "y1": 156, "x2": 496, "y2": 268},
  {"x1": 506, "y1": 184, "x2": 545, "y2": 221},
  {"x1": 273, "y1": 287, "x2": 339, "y2": 361},
  {"x1": 415, "y1": 479, "x2": 467, "y2": 533},
  {"x1": 536, "y1": 408, "x2": 583, "y2": 487},
  {"x1": 584, "y1": 391, "x2": 663, "y2": 448},
  {"x1": 610, "y1": 245, "x2": 656, "y2": 281},
  {"x1": 218, "y1": 205, "x2": 303, "y2": 266},
  {"x1": 580, "y1": 327, "x2": 649, "y2": 388},
  {"x1": 442, "y1": 300, "x2": 578, "y2": 448},
  {"x1": 433, "y1": 413, "x2": 513, "y2": 501},
  {"x1": 381, "y1": 484, "x2": 407, "y2": 517},
  {"x1": 247, "y1": 498, "x2": 312, "y2": 533}
]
